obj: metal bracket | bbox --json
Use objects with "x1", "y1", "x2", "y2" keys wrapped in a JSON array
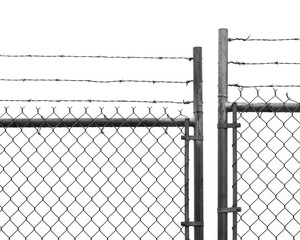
[
  {"x1": 181, "y1": 135, "x2": 203, "y2": 141},
  {"x1": 217, "y1": 207, "x2": 241, "y2": 213},
  {"x1": 181, "y1": 221, "x2": 204, "y2": 227},
  {"x1": 217, "y1": 123, "x2": 241, "y2": 129}
]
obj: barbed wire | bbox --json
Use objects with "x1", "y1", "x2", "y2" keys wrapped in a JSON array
[
  {"x1": 0, "y1": 99, "x2": 193, "y2": 104},
  {"x1": 0, "y1": 78, "x2": 193, "y2": 85},
  {"x1": 229, "y1": 83, "x2": 300, "y2": 88},
  {"x1": 0, "y1": 54, "x2": 193, "y2": 61},
  {"x1": 229, "y1": 61, "x2": 300, "y2": 65},
  {"x1": 228, "y1": 36, "x2": 300, "y2": 42}
]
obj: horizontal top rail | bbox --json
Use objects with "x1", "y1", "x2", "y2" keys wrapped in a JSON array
[
  {"x1": 225, "y1": 102, "x2": 300, "y2": 112},
  {"x1": 0, "y1": 117, "x2": 195, "y2": 128}
]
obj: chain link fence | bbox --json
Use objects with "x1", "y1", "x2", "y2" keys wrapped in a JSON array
[
  {"x1": 231, "y1": 87, "x2": 300, "y2": 240},
  {"x1": 0, "y1": 106, "x2": 191, "y2": 239}
]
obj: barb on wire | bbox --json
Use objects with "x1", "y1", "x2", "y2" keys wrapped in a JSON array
[
  {"x1": 0, "y1": 78, "x2": 193, "y2": 85},
  {"x1": 229, "y1": 61, "x2": 300, "y2": 65},
  {"x1": 229, "y1": 83, "x2": 300, "y2": 88},
  {"x1": 0, "y1": 99, "x2": 193, "y2": 104},
  {"x1": 0, "y1": 54, "x2": 193, "y2": 61},
  {"x1": 228, "y1": 37, "x2": 300, "y2": 42}
]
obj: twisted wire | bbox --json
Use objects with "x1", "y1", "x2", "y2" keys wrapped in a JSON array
[
  {"x1": 0, "y1": 99, "x2": 193, "y2": 104},
  {"x1": 229, "y1": 83, "x2": 300, "y2": 88},
  {"x1": 0, "y1": 54, "x2": 193, "y2": 61},
  {"x1": 229, "y1": 37, "x2": 300, "y2": 42},
  {"x1": 229, "y1": 61, "x2": 300, "y2": 65},
  {"x1": 0, "y1": 78, "x2": 193, "y2": 85}
]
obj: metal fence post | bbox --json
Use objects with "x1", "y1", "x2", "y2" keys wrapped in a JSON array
[
  {"x1": 218, "y1": 28, "x2": 228, "y2": 240},
  {"x1": 193, "y1": 47, "x2": 203, "y2": 240}
]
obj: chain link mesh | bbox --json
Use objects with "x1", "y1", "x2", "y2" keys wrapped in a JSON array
[
  {"x1": 0, "y1": 106, "x2": 189, "y2": 239},
  {"x1": 231, "y1": 87, "x2": 300, "y2": 240}
]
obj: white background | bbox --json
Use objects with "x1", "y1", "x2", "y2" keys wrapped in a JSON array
[{"x1": 1, "y1": 1, "x2": 300, "y2": 240}]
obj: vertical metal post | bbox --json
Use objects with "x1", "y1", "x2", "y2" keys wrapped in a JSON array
[
  {"x1": 193, "y1": 47, "x2": 203, "y2": 240},
  {"x1": 218, "y1": 28, "x2": 228, "y2": 240},
  {"x1": 232, "y1": 103, "x2": 238, "y2": 240},
  {"x1": 184, "y1": 119, "x2": 190, "y2": 240}
]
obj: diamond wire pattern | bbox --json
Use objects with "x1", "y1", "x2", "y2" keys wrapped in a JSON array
[
  {"x1": 233, "y1": 88, "x2": 300, "y2": 240},
  {"x1": 0, "y1": 107, "x2": 187, "y2": 240}
]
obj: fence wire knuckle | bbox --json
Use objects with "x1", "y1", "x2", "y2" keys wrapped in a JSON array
[
  {"x1": 231, "y1": 86, "x2": 300, "y2": 239},
  {"x1": 0, "y1": 107, "x2": 192, "y2": 239}
]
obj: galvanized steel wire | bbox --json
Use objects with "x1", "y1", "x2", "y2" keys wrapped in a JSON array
[
  {"x1": 230, "y1": 86, "x2": 300, "y2": 239},
  {"x1": 0, "y1": 54, "x2": 193, "y2": 61},
  {"x1": 0, "y1": 53, "x2": 193, "y2": 104},
  {"x1": 0, "y1": 106, "x2": 190, "y2": 239},
  {"x1": 229, "y1": 61, "x2": 300, "y2": 65},
  {"x1": 0, "y1": 99, "x2": 193, "y2": 105},
  {"x1": 229, "y1": 84, "x2": 300, "y2": 88},
  {"x1": 229, "y1": 36, "x2": 300, "y2": 42},
  {"x1": 0, "y1": 78, "x2": 193, "y2": 85},
  {"x1": 228, "y1": 35, "x2": 300, "y2": 66}
]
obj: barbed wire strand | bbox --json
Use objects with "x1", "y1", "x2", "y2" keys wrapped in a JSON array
[
  {"x1": 0, "y1": 99, "x2": 193, "y2": 104},
  {"x1": 0, "y1": 54, "x2": 193, "y2": 61},
  {"x1": 0, "y1": 78, "x2": 193, "y2": 85},
  {"x1": 229, "y1": 61, "x2": 300, "y2": 65},
  {"x1": 229, "y1": 83, "x2": 300, "y2": 88},
  {"x1": 228, "y1": 37, "x2": 300, "y2": 42}
]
